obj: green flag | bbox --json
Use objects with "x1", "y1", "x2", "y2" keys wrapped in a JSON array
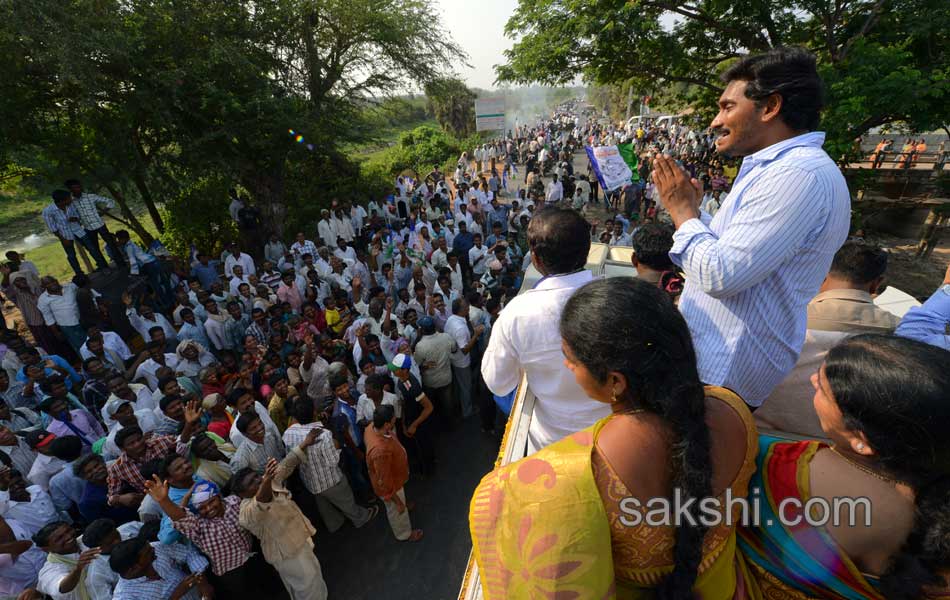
[{"x1": 617, "y1": 143, "x2": 640, "y2": 182}]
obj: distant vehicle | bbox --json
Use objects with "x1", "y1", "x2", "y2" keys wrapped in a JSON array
[{"x1": 624, "y1": 114, "x2": 681, "y2": 133}]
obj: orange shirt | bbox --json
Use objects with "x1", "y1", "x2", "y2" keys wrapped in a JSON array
[{"x1": 364, "y1": 424, "x2": 409, "y2": 500}]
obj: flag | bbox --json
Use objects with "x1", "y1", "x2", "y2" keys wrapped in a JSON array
[{"x1": 617, "y1": 143, "x2": 640, "y2": 182}]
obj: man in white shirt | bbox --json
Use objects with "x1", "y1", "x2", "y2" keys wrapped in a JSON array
[
  {"x1": 228, "y1": 264, "x2": 251, "y2": 297},
  {"x1": 356, "y1": 374, "x2": 401, "y2": 423},
  {"x1": 429, "y1": 238, "x2": 449, "y2": 271},
  {"x1": 1, "y1": 471, "x2": 60, "y2": 536},
  {"x1": 333, "y1": 239, "x2": 357, "y2": 263},
  {"x1": 468, "y1": 234, "x2": 489, "y2": 278},
  {"x1": 80, "y1": 329, "x2": 131, "y2": 369},
  {"x1": 317, "y1": 210, "x2": 336, "y2": 247},
  {"x1": 223, "y1": 242, "x2": 256, "y2": 277},
  {"x1": 123, "y1": 296, "x2": 176, "y2": 343},
  {"x1": 0, "y1": 515, "x2": 47, "y2": 597},
  {"x1": 132, "y1": 343, "x2": 179, "y2": 392},
  {"x1": 545, "y1": 174, "x2": 564, "y2": 204},
  {"x1": 34, "y1": 521, "x2": 102, "y2": 600},
  {"x1": 332, "y1": 208, "x2": 355, "y2": 243},
  {"x1": 37, "y1": 277, "x2": 87, "y2": 354},
  {"x1": 443, "y1": 299, "x2": 485, "y2": 419},
  {"x1": 482, "y1": 207, "x2": 610, "y2": 452}
]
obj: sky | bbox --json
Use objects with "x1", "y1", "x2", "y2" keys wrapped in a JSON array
[{"x1": 434, "y1": 0, "x2": 520, "y2": 90}]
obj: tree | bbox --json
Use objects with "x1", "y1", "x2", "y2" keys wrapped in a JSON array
[
  {"x1": 497, "y1": 0, "x2": 950, "y2": 159},
  {"x1": 424, "y1": 78, "x2": 477, "y2": 137},
  {"x1": 0, "y1": 0, "x2": 466, "y2": 245}
]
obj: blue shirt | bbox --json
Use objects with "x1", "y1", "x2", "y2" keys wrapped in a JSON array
[
  {"x1": 190, "y1": 261, "x2": 220, "y2": 291},
  {"x1": 49, "y1": 465, "x2": 86, "y2": 513},
  {"x1": 16, "y1": 355, "x2": 82, "y2": 389},
  {"x1": 488, "y1": 205, "x2": 510, "y2": 233},
  {"x1": 669, "y1": 132, "x2": 851, "y2": 405},
  {"x1": 122, "y1": 240, "x2": 157, "y2": 275},
  {"x1": 177, "y1": 321, "x2": 212, "y2": 350},
  {"x1": 452, "y1": 231, "x2": 474, "y2": 256},
  {"x1": 895, "y1": 284, "x2": 950, "y2": 350}
]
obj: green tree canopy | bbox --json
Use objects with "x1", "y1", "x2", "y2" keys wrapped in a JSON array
[
  {"x1": 424, "y1": 78, "x2": 477, "y2": 138},
  {"x1": 497, "y1": 0, "x2": 950, "y2": 159},
  {"x1": 0, "y1": 0, "x2": 465, "y2": 247}
]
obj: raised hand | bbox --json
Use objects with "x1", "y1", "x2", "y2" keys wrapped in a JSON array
[
  {"x1": 651, "y1": 154, "x2": 702, "y2": 227},
  {"x1": 262, "y1": 458, "x2": 279, "y2": 483},
  {"x1": 144, "y1": 475, "x2": 170, "y2": 502},
  {"x1": 184, "y1": 399, "x2": 203, "y2": 425},
  {"x1": 303, "y1": 427, "x2": 320, "y2": 448},
  {"x1": 77, "y1": 548, "x2": 101, "y2": 569}
]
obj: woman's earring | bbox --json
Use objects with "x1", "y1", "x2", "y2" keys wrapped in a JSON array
[{"x1": 856, "y1": 442, "x2": 865, "y2": 451}]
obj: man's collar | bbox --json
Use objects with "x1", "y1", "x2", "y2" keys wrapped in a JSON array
[
  {"x1": 811, "y1": 288, "x2": 875, "y2": 304},
  {"x1": 532, "y1": 269, "x2": 593, "y2": 292},
  {"x1": 746, "y1": 131, "x2": 826, "y2": 164}
]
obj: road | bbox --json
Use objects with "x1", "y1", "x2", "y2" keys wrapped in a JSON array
[{"x1": 311, "y1": 419, "x2": 500, "y2": 599}]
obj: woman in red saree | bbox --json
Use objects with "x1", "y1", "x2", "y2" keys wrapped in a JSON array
[{"x1": 736, "y1": 334, "x2": 950, "y2": 599}]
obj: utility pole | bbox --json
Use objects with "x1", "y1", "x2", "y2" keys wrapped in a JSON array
[{"x1": 625, "y1": 84, "x2": 634, "y2": 122}]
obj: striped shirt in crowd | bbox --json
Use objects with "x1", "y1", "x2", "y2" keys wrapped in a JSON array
[
  {"x1": 669, "y1": 132, "x2": 851, "y2": 406},
  {"x1": 282, "y1": 423, "x2": 343, "y2": 495},
  {"x1": 71, "y1": 193, "x2": 115, "y2": 230},
  {"x1": 41, "y1": 203, "x2": 85, "y2": 240}
]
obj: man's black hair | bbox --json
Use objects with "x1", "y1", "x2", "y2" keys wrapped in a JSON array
[
  {"x1": 48, "y1": 435, "x2": 83, "y2": 462},
  {"x1": 82, "y1": 518, "x2": 117, "y2": 549},
  {"x1": 32, "y1": 521, "x2": 69, "y2": 547},
  {"x1": 829, "y1": 241, "x2": 888, "y2": 284},
  {"x1": 527, "y1": 207, "x2": 590, "y2": 275},
  {"x1": 632, "y1": 224, "x2": 677, "y2": 271},
  {"x1": 721, "y1": 46, "x2": 824, "y2": 132},
  {"x1": 372, "y1": 404, "x2": 396, "y2": 429},
  {"x1": 115, "y1": 425, "x2": 143, "y2": 449},
  {"x1": 109, "y1": 537, "x2": 149, "y2": 576}
]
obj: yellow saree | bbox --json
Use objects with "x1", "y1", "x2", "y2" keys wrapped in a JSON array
[{"x1": 469, "y1": 386, "x2": 755, "y2": 600}]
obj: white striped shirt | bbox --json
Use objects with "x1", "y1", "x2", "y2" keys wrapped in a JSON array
[
  {"x1": 282, "y1": 423, "x2": 342, "y2": 495},
  {"x1": 669, "y1": 132, "x2": 850, "y2": 406}
]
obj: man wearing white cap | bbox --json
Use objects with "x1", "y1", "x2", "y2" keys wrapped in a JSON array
[
  {"x1": 100, "y1": 397, "x2": 159, "y2": 461},
  {"x1": 388, "y1": 353, "x2": 435, "y2": 475}
]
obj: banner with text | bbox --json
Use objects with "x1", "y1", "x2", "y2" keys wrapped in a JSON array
[
  {"x1": 475, "y1": 97, "x2": 506, "y2": 132},
  {"x1": 585, "y1": 145, "x2": 633, "y2": 191}
]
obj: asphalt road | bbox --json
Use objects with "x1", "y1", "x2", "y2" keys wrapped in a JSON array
[{"x1": 312, "y1": 418, "x2": 500, "y2": 600}]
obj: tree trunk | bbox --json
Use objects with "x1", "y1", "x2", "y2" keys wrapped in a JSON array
[
  {"x1": 131, "y1": 170, "x2": 165, "y2": 234},
  {"x1": 242, "y1": 168, "x2": 287, "y2": 240},
  {"x1": 915, "y1": 209, "x2": 948, "y2": 259},
  {"x1": 103, "y1": 183, "x2": 155, "y2": 247}
]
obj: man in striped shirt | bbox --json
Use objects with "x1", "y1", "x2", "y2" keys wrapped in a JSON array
[
  {"x1": 65, "y1": 179, "x2": 125, "y2": 268},
  {"x1": 42, "y1": 189, "x2": 109, "y2": 276},
  {"x1": 653, "y1": 47, "x2": 850, "y2": 408},
  {"x1": 282, "y1": 397, "x2": 378, "y2": 533}
]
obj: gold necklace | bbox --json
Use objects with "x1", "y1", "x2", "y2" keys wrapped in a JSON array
[{"x1": 828, "y1": 446, "x2": 906, "y2": 486}]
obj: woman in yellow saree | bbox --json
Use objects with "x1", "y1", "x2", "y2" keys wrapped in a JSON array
[
  {"x1": 736, "y1": 334, "x2": 950, "y2": 600},
  {"x1": 470, "y1": 277, "x2": 757, "y2": 599}
]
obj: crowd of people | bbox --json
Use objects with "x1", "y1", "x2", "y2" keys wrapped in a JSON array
[
  {"x1": 0, "y1": 78, "x2": 671, "y2": 598},
  {"x1": 4, "y1": 43, "x2": 950, "y2": 600}
]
